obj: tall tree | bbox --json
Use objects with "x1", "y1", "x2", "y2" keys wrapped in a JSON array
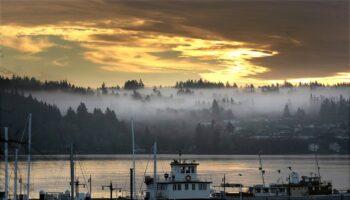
[{"x1": 283, "y1": 104, "x2": 291, "y2": 118}]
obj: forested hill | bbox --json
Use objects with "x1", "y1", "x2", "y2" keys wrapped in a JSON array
[
  {"x1": 0, "y1": 90, "x2": 130, "y2": 154},
  {"x1": 0, "y1": 76, "x2": 349, "y2": 155},
  {"x1": 0, "y1": 76, "x2": 93, "y2": 94},
  {"x1": 0, "y1": 90, "x2": 349, "y2": 155}
]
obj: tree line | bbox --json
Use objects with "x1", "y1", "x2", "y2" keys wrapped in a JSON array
[
  {"x1": 1, "y1": 76, "x2": 349, "y2": 92},
  {"x1": 0, "y1": 75, "x2": 93, "y2": 94},
  {"x1": 0, "y1": 90, "x2": 348, "y2": 154}
]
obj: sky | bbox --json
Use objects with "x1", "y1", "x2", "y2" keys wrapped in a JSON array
[{"x1": 0, "y1": 0, "x2": 349, "y2": 87}]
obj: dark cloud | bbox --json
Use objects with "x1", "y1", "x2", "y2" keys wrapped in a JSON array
[{"x1": 2, "y1": 0, "x2": 349, "y2": 81}]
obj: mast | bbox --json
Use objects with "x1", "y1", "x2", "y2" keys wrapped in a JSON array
[
  {"x1": 27, "y1": 113, "x2": 32, "y2": 200},
  {"x1": 131, "y1": 119, "x2": 136, "y2": 199},
  {"x1": 258, "y1": 153, "x2": 265, "y2": 187},
  {"x1": 14, "y1": 148, "x2": 19, "y2": 200},
  {"x1": 315, "y1": 152, "x2": 321, "y2": 180},
  {"x1": 223, "y1": 174, "x2": 226, "y2": 198},
  {"x1": 102, "y1": 181, "x2": 116, "y2": 200},
  {"x1": 70, "y1": 144, "x2": 75, "y2": 200},
  {"x1": 130, "y1": 168, "x2": 134, "y2": 200},
  {"x1": 4, "y1": 127, "x2": 8, "y2": 200},
  {"x1": 153, "y1": 141, "x2": 157, "y2": 200},
  {"x1": 19, "y1": 177, "x2": 22, "y2": 196},
  {"x1": 88, "y1": 175, "x2": 92, "y2": 197}
]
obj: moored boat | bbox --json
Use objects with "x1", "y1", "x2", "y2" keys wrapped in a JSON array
[{"x1": 144, "y1": 159, "x2": 212, "y2": 200}]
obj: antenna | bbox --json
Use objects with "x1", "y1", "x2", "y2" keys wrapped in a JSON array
[
  {"x1": 310, "y1": 144, "x2": 321, "y2": 181},
  {"x1": 179, "y1": 150, "x2": 182, "y2": 163},
  {"x1": 258, "y1": 152, "x2": 265, "y2": 187}
]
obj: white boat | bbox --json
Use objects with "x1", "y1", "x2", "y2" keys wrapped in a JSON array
[{"x1": 144, "y1": 159, "x2": 212, "y2": 200}]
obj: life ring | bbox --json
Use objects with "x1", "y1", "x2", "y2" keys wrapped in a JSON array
[{"x1": 185, "y1": 175, "x2": 191, "y2": 181}]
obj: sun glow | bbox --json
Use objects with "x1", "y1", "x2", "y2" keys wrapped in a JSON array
[
  {"x1": 1, "y1": 19, "x2": 348, "y2": 86},
  {"x1": 1, "y1": 22, "x2": 278, "y2": 79}
]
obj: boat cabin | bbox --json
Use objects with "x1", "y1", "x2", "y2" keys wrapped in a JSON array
[
  {"x1": 145, "y1": 160, "x2": 212, "y2": 200},
  {"x1": 250, "y1": 184, "x2": 288, "y2": 197}
]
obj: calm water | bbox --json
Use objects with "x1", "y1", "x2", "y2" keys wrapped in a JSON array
[{"x1": 2, "y1": 154, "x2": 349, "y2": 198}]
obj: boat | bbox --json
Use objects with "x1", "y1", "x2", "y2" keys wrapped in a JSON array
[
  {"x1": 250, "y1": 172, "x2": 333, "y2": 197},
  {"x1": 250, "y1": 153, "x2": 333, "y2": 198},
  {"x1": 144, "y1": 158, "x2": 212, "y2": 200}
]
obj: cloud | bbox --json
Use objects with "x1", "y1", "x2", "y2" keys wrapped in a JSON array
[
  {"x1": 52, "y1": 56, "x2": 69, "y2": 67},
  {"x1": 1, "y1": 36, "x2": 54, "y2": 54},
  {"x1": 1, "y1": 22, "x2": 277, "y2": 78},
  {"x1": 1, "y1": 0, "x2": 349, "y2": 86}
]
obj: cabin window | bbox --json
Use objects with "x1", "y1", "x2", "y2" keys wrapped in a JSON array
[
  {"x1": 178, "y1": 184, "x2": 182, "y2": 190},
  {"x1": 181, "y1": 167, "x2": 185, "y2": 173},
  {"x1": 192, "y1": 184, "x2": 196, "y2": 190},
  {"x1": 190, "y1": 166, "x2": 195, "y2": 173},
  {"x1": 263, "y1": 188, "x2": 269, "y2": 193},
  {"x1": 255, "y1": 188, "x2": 261, "y2": 193},
  {"x1": 199, "y1": 184, "x2": 206, "y2": 190},
  {"x1": 185, "y1": 184, "x2": 189, "y2": 190},
  {"x1": 173, "y1": 184, "x2": 176, "y2": 191},
  {"x1": 159, "y1": 185, "x2": 167, "y2": 190},
  {"x1": 186, "y1": 167, "x2": 190, "y2": 173}
]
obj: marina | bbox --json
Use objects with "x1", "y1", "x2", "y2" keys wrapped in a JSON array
[
  {"x1": 1, "y1": 153, "x2": 349, "y2": 199},
  {"x1": 1, "y1": 118, "x2": 349, "y2": 200}
]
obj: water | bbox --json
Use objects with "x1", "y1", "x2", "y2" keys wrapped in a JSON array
[{"x1": 2, "y1": 154, "x2": 349, "y2": 198}]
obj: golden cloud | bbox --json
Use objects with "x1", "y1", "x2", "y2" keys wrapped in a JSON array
[
  {"x1": 1, "y1": 35, "x2": 54, "y2": 54},
  {"x1": 4, "y1": 20, "x2": 347, "y2": 86}
]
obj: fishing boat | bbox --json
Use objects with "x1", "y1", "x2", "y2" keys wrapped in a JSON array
[
  {"x1": 250, "y1": 172, "x2": 333, "y2": 197},
  {"x1": 144, "y1": 145, "x2": 212, "y2": 200},
  {"x1": 250, "y1": 153, "x2": 333, "y2": 198}
]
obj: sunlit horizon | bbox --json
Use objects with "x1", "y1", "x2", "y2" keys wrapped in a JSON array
[{"x1": 1, "y1": 0, "x2": 349, "y2": 88}]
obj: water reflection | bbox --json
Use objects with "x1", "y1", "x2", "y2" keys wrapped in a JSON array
[{"x1": 3, "y1": 154, "x2": 349, "y2": 198}]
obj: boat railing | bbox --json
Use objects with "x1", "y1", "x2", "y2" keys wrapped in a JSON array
[{"x1": 154, "y1": 173, "x2": 213, "y2": 182}]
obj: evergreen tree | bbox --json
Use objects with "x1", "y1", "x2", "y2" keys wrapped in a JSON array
[
  {"x1": 211, "y1": 99, "x2": 220, "y2": 117},
  {"x1": 77, "y1": 102, "x2": 89, "y2": 117},
  {"x1": 101, "y1": 82, "x2": 108, "y2": 94},
  {"x1": 295, "y1": 107, "x2": 306, "y2": 119},
  {"x1": 225, "y1": 122, "x2": 235, "y2": 134},
  {"x1": 283, "y1": 104, "x2": 291, "y2": 118}
]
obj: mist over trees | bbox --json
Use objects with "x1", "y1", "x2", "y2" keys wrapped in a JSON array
[
  {"x1": 0, "y1": 76, "x2": 349, "y2": 154},
  {"x1": 0, "y1": 75, "x2": 93, "y2": 94},
  {"x1": 124, "y1": 79, "x2": 145, "y2": 90}
]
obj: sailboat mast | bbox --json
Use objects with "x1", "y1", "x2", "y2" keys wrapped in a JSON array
[
  {"x1": 14, "y1": 148, "x2": 19, "y2": 200},
  {"x1": 315, "y1": 153, "x2": 321, "y2": 180},
  {"x1": 27, "y1": 113, "x2": 32, "y2": 200},
  {"x1": 153, "y1": 141, "x2": 157, "y2": 200},
  {"x1": 258, "y1": 153, "x2": 265, "y2": 187},
  {"x1": 70, "y1": 144, "x2": 75, "y2": 200},
  {"x1": 4, "y1": 127, "x2": 9, "y2": 200},
  {"x1": 131, "y1": 119, "x2": 136, "y2": 199}
]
